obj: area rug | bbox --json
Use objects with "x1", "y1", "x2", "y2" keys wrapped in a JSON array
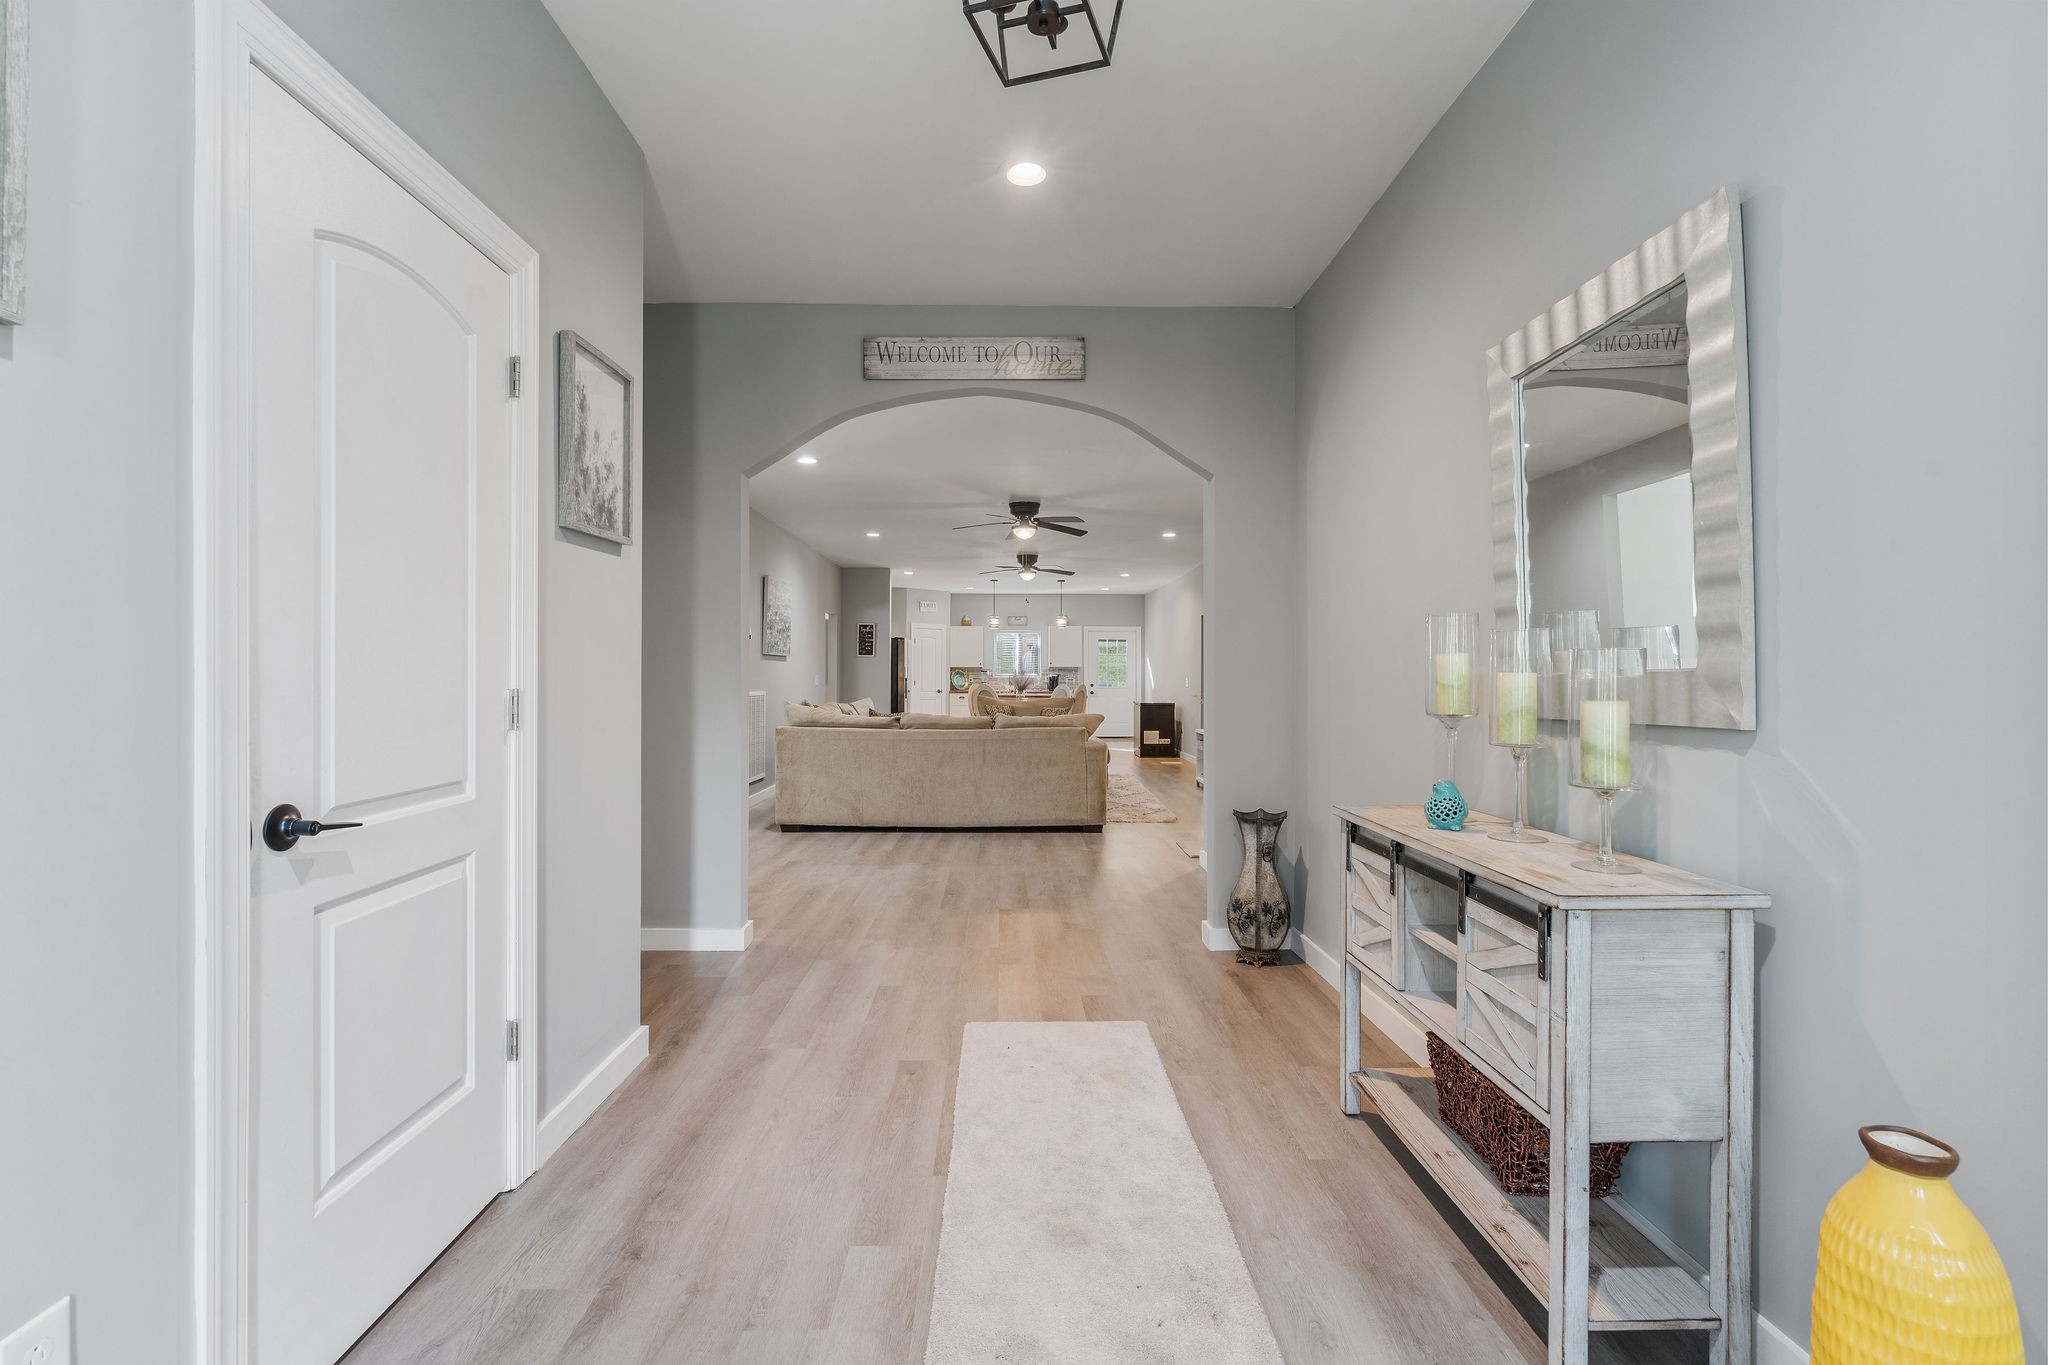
[
  {"x1": 1105, "y1": 773, "x2": 1177, "y2": 823},
  {"x1": 925, "y1": 1022, "x2": 1283, "y2": 1365}
]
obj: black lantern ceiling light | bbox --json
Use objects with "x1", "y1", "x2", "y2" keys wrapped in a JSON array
[{"x1": 964, "y1": 0, "x2": 1124, "y2": 87}]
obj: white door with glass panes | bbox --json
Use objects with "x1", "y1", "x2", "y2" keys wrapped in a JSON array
[{"x1": 1084, "y1": 627, "x2": 1141, "y2": 737}]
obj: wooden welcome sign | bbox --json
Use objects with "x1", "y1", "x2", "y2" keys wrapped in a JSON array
[{"x1": 863, "y1": 336, "x2": 1085, "y2": 381}]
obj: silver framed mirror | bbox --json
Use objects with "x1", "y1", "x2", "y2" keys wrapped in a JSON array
[{"x1": 1487, "y1": 187, "x2": 1756, "y2": 730}]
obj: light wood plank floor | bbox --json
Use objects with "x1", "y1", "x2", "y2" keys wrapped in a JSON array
[{"x1": 344, "y1": 748, "x2": 1702, "y2": 1363}]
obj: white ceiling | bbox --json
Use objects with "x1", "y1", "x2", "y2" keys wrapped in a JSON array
[
  {"x1": 746, "y1": 398, "x2": 1203, "y2": 595},
  {"x1": 542, "y1": 0, "x2": 1531, "y2": 306}
]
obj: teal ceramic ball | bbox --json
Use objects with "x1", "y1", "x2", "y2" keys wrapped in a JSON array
[{"x1": 1425, "y1": 781, "x2": 1468, "y2": 831}]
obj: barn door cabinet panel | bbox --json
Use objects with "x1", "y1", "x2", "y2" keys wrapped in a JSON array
[{"x1": 1334, "y1": 802, "x2": 1765, "y2": 1365}]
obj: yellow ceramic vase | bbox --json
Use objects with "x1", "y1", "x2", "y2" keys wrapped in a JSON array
[{"x1": 1811, "y1": 1126, "x2": 2023, "y2": 1364}]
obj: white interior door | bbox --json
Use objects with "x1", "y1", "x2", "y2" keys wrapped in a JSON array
[
  {"x1": 248, "y1": 71, "x2": 516, "y2": 1364},
  {"x1": 909, "y1": 622, "x2": 947, "y2": 714},
  {"x1": 1085, "y1": 626, "x2": 1141, "y2": 738}
]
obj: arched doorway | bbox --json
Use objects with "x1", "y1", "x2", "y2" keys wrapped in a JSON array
[{"x1": 741, "y1": 388, "x2": 1215, "y2": 901}]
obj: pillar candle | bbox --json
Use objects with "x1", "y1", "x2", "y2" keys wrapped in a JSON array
[
  {"x1": 1433, "y1": 652, "x2": 1473, "y2": 714},
  {"x1": 1579, "y1": 699, "x2": 1631, "y2": 788},
  {"x1": 1495, "y1": 672, "x2": 1538, "y2": 746}
]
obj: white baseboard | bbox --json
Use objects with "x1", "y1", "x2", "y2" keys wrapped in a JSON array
[
  {"x1": 748, "y1": 783, "x2": 776, "y2": 808},
  {"x1": 1757, "y1": 1314, "x2": 1809, "y2": 1364},
  {"x1": 1200, "y1": 919, "x2": 1236, "y2": 952},
  {"x1": 535, "y1": 1024, "x2": 648, "y2": 1168},
  {"x1": 641, "y1": 920, "x2": 755, "y2": 952}
]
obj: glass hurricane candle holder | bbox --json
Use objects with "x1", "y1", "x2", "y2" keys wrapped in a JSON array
[
  {"x1": 1536, "y1": 608, "x2": 1603, "y2": 675},
  {"x1": 1488, "y1": 627, "x2": 1551, "y2": 843},
  {"x1": 1568, "y1": 646, "x2": 1647, "y2": 875},
  {"x1": 1424, "y1": 613, "x2": 1480, "y2": 784}
]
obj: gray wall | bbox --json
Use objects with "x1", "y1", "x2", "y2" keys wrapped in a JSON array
[
  {"x1": 2, "y1": 0, "x2": 647, "y2": 1354},
  {"x1": 892, "y1": 585, "x2": 954, "y2": 637},
  {"x1": 747, "y1": 510, "x2": 841, "y2": 788},
  {"x1": 836, "y1": 567, "x2": 893, "y2": 710},
  {"x1": 1294, "y1": 1, "x2": 2046, "y2": 1351},
  {"x1": 643, "y1": 305, "x2": 1295, "y2": 938},
  {"x1": 1144, "y1": 565, "x2": 1204, "y2": 751},
  {"x1": 269, "y1": 0, "x2": 648, "y2": 1125},
  {"x1": 0, "y1": 0, "x2": 190, "y2": 1357},
  {"x1": 982, "y1": 590, "x2": 1146, "y2": 633}
]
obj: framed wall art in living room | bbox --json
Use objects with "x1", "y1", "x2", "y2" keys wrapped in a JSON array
[
  {"x1": 0, "y1": 0, "x2": 27, "y2": 324},
  {"x1": 761, "y1": 575, "x2": 792, "y2": 658},
  {"x1": 556, "y1": 328, "x2": 633, "y2": 544}
]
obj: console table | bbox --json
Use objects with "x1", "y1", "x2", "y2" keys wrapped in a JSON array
[{"x1": 1335, "y1": 802, "x2": 1765, "y2": 1365}]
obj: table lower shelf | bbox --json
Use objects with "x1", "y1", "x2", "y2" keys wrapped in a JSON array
[{"x1": 1350, "y1": 1067, "x2": 1718, "y2": 1332}]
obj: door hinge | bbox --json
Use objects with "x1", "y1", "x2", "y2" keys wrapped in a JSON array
[
  {"x1": 506, "y1": 1019, "x2": 520, "y2": 1061},
  {"x1": 506, "y1": 687, "x2": 522, "y2": 732},
  {"x1": 509, "y1": 355, "x2": 522, "y2": 398}
]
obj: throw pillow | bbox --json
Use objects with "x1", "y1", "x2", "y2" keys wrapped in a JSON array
[
  {"x1": 983, "y1": 698, "x2": 1018, "y2": 716},
  {"x1": 993, "y1": 712, "x2": 1105, "y2": 737},
  {"x1": 1038, "y1": 700, "x2": 1075, "y2": 716},
  {"x1": 898, "y1": 713, "x2": 996, "y2": 729}
]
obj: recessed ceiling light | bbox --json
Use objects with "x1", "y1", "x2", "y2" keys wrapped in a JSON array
[
  {"x1": 1161, "y1": 530, "x2": 1177, "y2": 538},
  {"x1": 1119, "y1": 572, "x2": 1130, "y2": 577},
  {"x1": 866, "y1": 531, "x2": 881, "y2": 538},
  {"x1": 1099, "y1": 586, "x2": 1109, "y2": 591},
  {"x1": 1006, "y1": 161, "x2": 1047, "y2": 187},
  {"x1": 796, "y1": 453, "x2": 818, "y2": 465},
  {"x1": 903, "y1": 570, "x2": 913, "y2": 575}
]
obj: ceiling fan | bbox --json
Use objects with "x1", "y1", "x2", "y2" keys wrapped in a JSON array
[
  {"x1": 982, "y1": 551, "x2": 1073, "y2": 582},
  {"x1": 952, "y1": 499, "x2": 1087, "y2": 540}
]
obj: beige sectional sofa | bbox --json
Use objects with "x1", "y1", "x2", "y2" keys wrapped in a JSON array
[{"x1": 775, "y1": 715, "x2": 1109, "y2": 831}]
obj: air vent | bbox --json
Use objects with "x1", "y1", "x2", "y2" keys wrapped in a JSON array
[{"x1": 747, "y1": 691, "x2": 768, "y2": 785}]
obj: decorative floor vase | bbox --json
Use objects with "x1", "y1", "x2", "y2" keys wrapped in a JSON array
[
  {"x1": 1228, "y1": 809, "x2": 1290, "y2": 966},
  {"x1": 1811, "y1": 1126, "x2": 2023, "y2": 1364}
]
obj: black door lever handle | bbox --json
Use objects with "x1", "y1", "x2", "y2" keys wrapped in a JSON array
[{"x1": 262, "y1": 803, "x2": 365, "y2": 852}]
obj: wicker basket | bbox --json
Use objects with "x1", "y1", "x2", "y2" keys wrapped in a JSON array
[{"x1": 1425, "y1": 1032, "x2": 1630, "y2": 1198}]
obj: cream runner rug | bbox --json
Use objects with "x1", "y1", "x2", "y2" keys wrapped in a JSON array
[
  {"x1": 1105, "y1": 773, "x2": 1178, "y2": 823},
  {"x1": 926, "y1": 1022, "x2": 1283, "y2": 1364}
]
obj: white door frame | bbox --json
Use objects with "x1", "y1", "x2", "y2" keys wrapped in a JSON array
[{"x1": 191, "y1": 3, "x2": 542, "y2": 1360}]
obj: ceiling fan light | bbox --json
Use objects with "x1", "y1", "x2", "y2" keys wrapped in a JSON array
[
  {"x1": 1018, "y1": 570, "x2": 1037, "y2": 581},
  {"x1": 1013, "y1": 523, "x2": 1037, "y2": 539}
]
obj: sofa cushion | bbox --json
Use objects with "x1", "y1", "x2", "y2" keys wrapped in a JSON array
[
  {"x1": 797, "y1": 698, "x2": 877, "y2": 715},
  {"x1": 995, "y1": 712, "x2": 1105, "y2": 737},
  {"x1": 789, "y1": 707, "x2": 897, "y2": 728},
  {"x1": 898, "y1": 712, "x2": 996, "y2": 729}
]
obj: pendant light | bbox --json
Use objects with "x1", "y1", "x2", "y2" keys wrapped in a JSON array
[
  {"x1": 987, "y1": 578, "x2": 1000, "y2": 629},
  {"x1": 964, "y1": 0, "x2": 1123, "y2": 88},
  {"x1": 1055, "y1": 578, "x2": 1069, "y2": 629}
]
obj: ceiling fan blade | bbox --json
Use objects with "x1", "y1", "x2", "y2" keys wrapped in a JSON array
[
  {"x1": 1037, "y1": 515, "x2": 1085, "y2": 523},
  {"x1": 951, "y1": 520, "x2": 1011, "y2": 531},
  {"x1": 1043, "y1": 567, "x2": 1076, "y2": 576},
  {"x1": 1036, "y1": 520, "x2": 1087, "y2": 537}
]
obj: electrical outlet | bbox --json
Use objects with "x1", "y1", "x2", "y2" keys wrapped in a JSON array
[{"x1": 1, "y1": 1298, "x2": 72, "y2": 1365}]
